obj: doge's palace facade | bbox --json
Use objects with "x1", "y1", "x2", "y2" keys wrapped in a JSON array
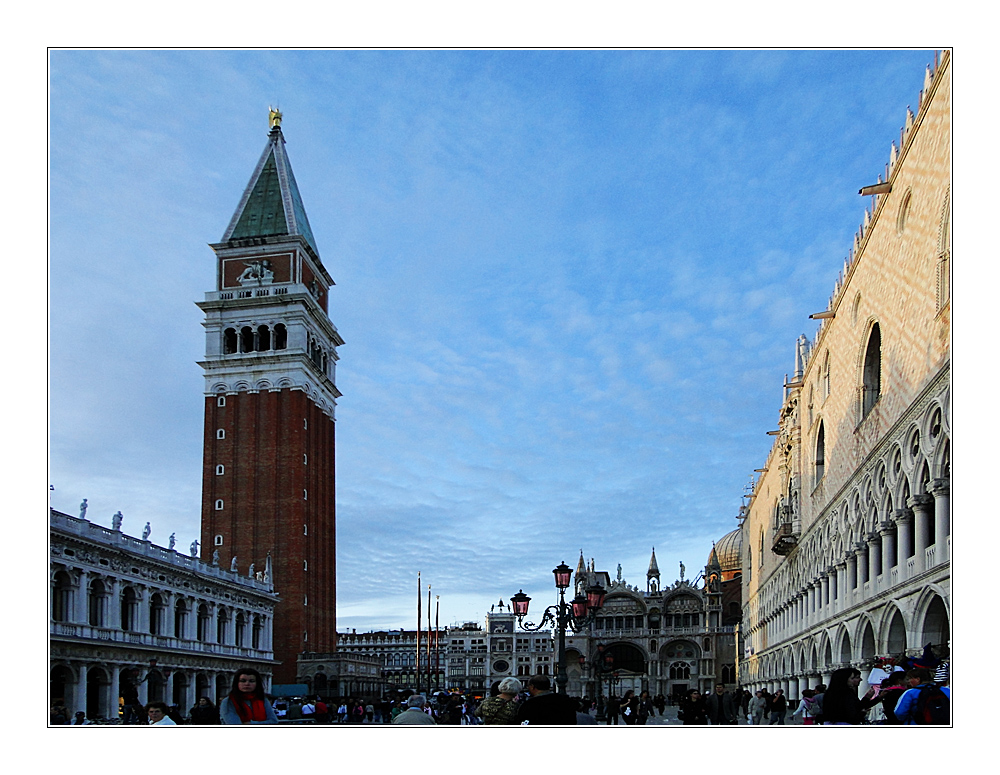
[{"x1": 739, "y1": 51, "x2": 951, "y2": 699}]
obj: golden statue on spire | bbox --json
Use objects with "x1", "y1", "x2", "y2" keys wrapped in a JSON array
[{"x1": 268, "y1": 106, "x2": 283, "y2": 129}]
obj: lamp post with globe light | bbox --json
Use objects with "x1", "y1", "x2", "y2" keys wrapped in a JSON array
[{"x1": 510, "y1": 562, "x2": 607, "y2": 696}]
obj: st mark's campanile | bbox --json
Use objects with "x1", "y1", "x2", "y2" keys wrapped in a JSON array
[{"x1": 197, "y1": 110, "x2": 342, "y2": 683}]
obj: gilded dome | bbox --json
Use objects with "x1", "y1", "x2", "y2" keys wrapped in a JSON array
[{"x1": 708, "y1": 527, "x2": 743, "y2": 574}]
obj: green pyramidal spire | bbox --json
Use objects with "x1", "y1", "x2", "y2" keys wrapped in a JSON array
[{"x1": 222, "y1": 109, "x2": 320, "y2": 257}]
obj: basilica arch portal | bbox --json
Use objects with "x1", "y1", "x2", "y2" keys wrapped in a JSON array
[{"x1": 659, "y1": 639, "x2": 702, "y2": 700}]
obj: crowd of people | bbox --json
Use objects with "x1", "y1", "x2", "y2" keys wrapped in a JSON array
[
  {"x1": 676, "y1": 667, "x2": 949, "y2": 725},
  {"x1": 52, "y1": 664, "x2": 950, "y2": 726}
]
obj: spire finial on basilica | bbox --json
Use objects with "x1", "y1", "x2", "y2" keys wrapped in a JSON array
[{"x1": 647, "y1": 547, "x2": 660, "y2": 578}]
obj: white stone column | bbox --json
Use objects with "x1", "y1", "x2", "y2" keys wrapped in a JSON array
[
  {"x1": 930, "y1": 479, "x2": 950, "y2": 553},
  {"x1": 855, "y1": 543, "x2": 868, "y2": 592},
  {"x1": 909, "y1": 494, "x2": 933, "y2": 573},
  {"x1": 867, "y1": 533, "x2": 880, "y2": 586},
  {"x1": 894, "y1": 509, "x2": 913, "y2": 579},
  {"x1": 75, "y1": 570, "x2": 90, "y2": 624},
  {"x1": 109, "y1": 669, "x2": 121, "y2": 722},
  {"x1": 136, "y1": 586, "x2": 150, "y2": 634},
  {"x1": 72, "y1": 663, "x2": 88, "y2": 714},
  {"x1": 834, "y1": 561, "x2": 846, "y2": 612},
  {"x1": 845, "y1": 552, "x2": 858, "y2": 606},
  {"x1": 107, "y1": 578, "x2": 122, "y2": 630},
  {"x1": 136, "y1": 668, "x2": 149, "y2": 705},
  {"x1": 879, "y1": 522, "x2": 896, "y2": 573}
]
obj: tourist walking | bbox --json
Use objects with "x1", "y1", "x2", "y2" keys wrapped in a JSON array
[
  {"x1": 605, "y1": 694, "x2": 621, "y2": 725},
  {"x1": 392, "y1": 694, "x2": 437, "y2": 724},
  {"x1": 768, "y1": 689, "x2": 787, "y2": 724},
  {"x1": 477, "y1": 677, "x2": 522, "y2": 725},
  {"x1": 145, "y1": 701, "x2": 177, "y2": 725},
  {"x1": 220, "y1": 668, "x2": 278, "y2": 724},
  {"x1": 874, "y1": 673, "x2": 907, "y2": 725},
  {"x1": 705, "y1": 683, "x2": 738, "y2": 725},
  {"x1": 821, "y1": 667, "x2": 878, "y2": 725},
  {"x1": 678, "y1": 689, "x2": 708, "y2": 725},
  {"x1": 749, "y1": 690, "x2": 767, "y2": 724},
  {"x1": 894, "y1": 668, "x2": 950, "y2": 725},
  {"x1": 620, "y1": 689, "x2": 638, "y2": 725},
  {"x1": 636, "y1": 690, "x2": 654, "y2": 725},
  {"x1": 515, "y1": 675, "x2": 578, "y2": 725},
  {"x1": 791, "y1": 689, "x2": 818, "y2": 725},
  {"x1": 189, "y1": 696, "x2": 221, "y2": 725}
]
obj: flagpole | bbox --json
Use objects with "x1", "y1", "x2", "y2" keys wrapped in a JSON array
[
  {"x1": 435, "y1": 595, "x2": 440, "y2": 693},
  {"x1": 426, "y1": 584, "x2": 432, "y2": 697},
  {"x1": 416, "y1": 572, "x2": 422, "y2": 697}
]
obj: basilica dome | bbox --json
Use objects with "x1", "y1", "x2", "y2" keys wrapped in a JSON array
[{"x1": 708, "y1": 527, "x2": 743, "y2": 575}]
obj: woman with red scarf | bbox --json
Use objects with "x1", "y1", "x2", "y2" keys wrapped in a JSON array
[{"x1": 220, "y1": 668, "x2": 278, "y2": 724}]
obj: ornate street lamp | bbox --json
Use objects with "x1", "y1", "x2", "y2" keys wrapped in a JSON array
[{"x1": 510, "y1": 564, "x2": 606, "y2": 695}]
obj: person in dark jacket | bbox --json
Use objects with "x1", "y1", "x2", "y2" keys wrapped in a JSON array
[
  {"x1": 605, "y1": 694, "x2": 621, "y2": 725},
  {"x1": 636, "y1": 691, "x2": 654, "y2": 725},
  {"x1": 620, "y1": 690, "x2": 638, "y2": 725},
  {"x1": 189, "y1": 696, "x2": 221, "y2": 725},
  {"x1": 678, "y1": 689, "x2": 708, "y2": 725},
  {"x1": 768, "y1": 688, "x2": 788, "y2": 724},
  {"x1": 821, "y1": 667, "x2": 878, "y2": 725},
  {"x1": 876, "y1": 673, "x2": 908, "y2": 724},
  {"x1": 705, "y1": 683, "x2": 738, "y2": 724},
  {"x1": 514, "y1": 675, "x2": 577, "y2": 725}
]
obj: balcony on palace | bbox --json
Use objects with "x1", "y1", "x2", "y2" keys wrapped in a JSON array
[{"x1": 772, "y1": 522, "x2": 798, "y2": 555}]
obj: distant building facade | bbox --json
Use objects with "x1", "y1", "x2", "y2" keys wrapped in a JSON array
[
  {"x1": 738, "y1": 52, "x2": 951, "y2": 698},
  {"x1": 312, "y1": 539, "x2": 742, "y2": 702},
  {"x1": 50, "y1": 509, "x2": 277, "y2": 719},
  {"x1": 562, "y1": 546, "x2": 741, "y2": 700}
]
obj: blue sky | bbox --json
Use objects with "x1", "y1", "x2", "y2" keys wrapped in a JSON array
[{"x1": 49, "y1": 49, "x2": 941, "y2": 632}]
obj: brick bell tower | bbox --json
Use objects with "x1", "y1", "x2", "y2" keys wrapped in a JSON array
[{"x1": 197, "y1": 109, "x2": 343, "y2": 683}]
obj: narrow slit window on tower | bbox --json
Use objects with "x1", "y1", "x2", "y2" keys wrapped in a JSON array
[
  {"x1": 303, "y1": 454, "x2": 308, "y2": 465},
  {"x1": 217, "y1": 429, "x2": 225, "y2": 439},
  {"x1": 215, "y1": 499, "x2": 224, "y2": 510},
  {"x1": 216, "y1": 464, "x2": 225, "y2": 475},
  {"x1": 303, "y1": 524, "x2": 308, "y2": 535},
  {"x1": 215, "y1": 534, "x2": 224, "y2": 546},
  {"x1": 217, "y1": 395, "x2": 226, "y2": 407},
  {"x1": 303, "y1": 489, "x2": 308, "y2": 500}
]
